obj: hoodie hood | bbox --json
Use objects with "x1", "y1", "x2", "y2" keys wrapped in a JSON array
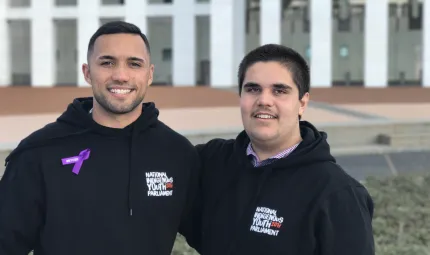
[
  {"x1": 57, "y1": 97, "x2": 159, "y2": 136},
  {"x1": 222, "y1": 121, "x2": 336, "y2": 253},
  {"x1": 4, "y1": 97, "x2": 160, "y2": 217},
  {"x1": 234, "y1": 120, "x2": 336, "y2": 170},
  {"x1": 5, "y1": 97, "x2": 159, "y2": 165}
]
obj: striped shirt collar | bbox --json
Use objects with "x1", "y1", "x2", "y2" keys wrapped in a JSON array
[{"x1": 246, "y1": 141, "x2": 300, "y2": 167}]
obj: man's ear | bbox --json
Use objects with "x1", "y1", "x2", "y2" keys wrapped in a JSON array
[
  {"x1": 82, "y1": 63, "x2": 92, "y2": 86},
  {"x1": 299, "y1": 92, "x2": 310, "y2": 117},
  {"x1": 148, "y1": 63, "x2": 154, "y2": 86}
]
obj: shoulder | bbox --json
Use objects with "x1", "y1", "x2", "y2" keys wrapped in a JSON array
[
  {"x1": 5, "y1": 121, "x2": 71, "y2": 165},
  {"x1": 150, "y1": 120, "x2": 197, "y2": 153},
  {"x1": 20, "y1": 122, "x2": 70, "y2": 145},
  {"x1": 313, "y1": 163, "x2": 374, "y2": 220},
  {"x1": 306, "y1": 161, "x2": 371, "y2": 203},
  {"x1": 195, "y1": 138, "x2": 236, "y2": 160},
  {"x1": 306, "y1": 161, "x2": 361, "y2": 186}
]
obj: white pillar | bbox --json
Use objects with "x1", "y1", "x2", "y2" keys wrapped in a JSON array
[
  {"x1": 260, "y1": 0, "x2": 281, "y2": 45},
  {"x1": 31, "y1": 0, "x2": 55, "y2": 87},
  {"x1": 422, "y1": 1, "x2": 430, "y2": 87},
  {"x1": 172, "y1": 0, "x2": 195, "y2": 86},
  {"x1": 233, "y1": 0, "x2": 246, "y2": 78},
  {"x1": 0, "y1": 0, "x2": 10, "y2": 86},
  {"x1": 77, "y1": 0, "x2": 99, "y2": 87},
  {"x1": 125, "y1": 0, "x2": 148, "y2": 35},
  {"x1": 364, "y1": 0, "x2": 388, "y2": 87},
  {"x1": 310, "y1": 0, "x2": 332, "y2": 87},
  {"x1": 210, "y1": 0, "x2": 245, "y2": 87}
]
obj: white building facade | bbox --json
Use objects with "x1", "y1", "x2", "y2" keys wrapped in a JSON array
[{"x1": 0, "y1": 0, "x2": 429, "y2": 88}]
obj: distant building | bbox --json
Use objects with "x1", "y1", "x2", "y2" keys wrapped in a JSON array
[{"x1": 0, "y1": 0, "x2": 429, "y2": 88}]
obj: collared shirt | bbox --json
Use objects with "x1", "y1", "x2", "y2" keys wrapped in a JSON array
[{"x1": 246, "y1": 141, "x2": 300, "y2": 167}]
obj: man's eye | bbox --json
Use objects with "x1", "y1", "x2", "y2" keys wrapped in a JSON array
[
  {"x1": 274, "y1": 89, "x2": 287, "y2": 94},
  {"x1": 130, "y1": 62, "x2": 142, "y2": 67},
  {"x1": 246, "y1": 87, "x2": 260, "y2": 92}
]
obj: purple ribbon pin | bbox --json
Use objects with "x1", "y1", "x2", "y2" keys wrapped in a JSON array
[{"x1": 61, "y1": 149, "x2": 91, "y2": 175}]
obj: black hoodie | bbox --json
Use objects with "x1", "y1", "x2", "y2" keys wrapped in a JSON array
[
  {"x1": 0, "y1": 97, "x2": 200, "y2": 255},
  {"x1": 187, "y1": 121, "x2": 374, "y2": 255}
]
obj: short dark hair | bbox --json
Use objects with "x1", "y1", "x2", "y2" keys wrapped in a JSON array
[
  {"x1": 237, "y1": 44, "x2": 310, "y2": 99},
  {"x1": 87, "y1": 20, "x2": 151, "y2": 60}
]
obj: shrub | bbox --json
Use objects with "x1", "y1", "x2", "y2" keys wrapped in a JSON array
[
  {"x1": 365, "y1": 172, "x2": 430, "y2": 255},
  {"x1": 172, "y1": 234, "x2": 199, "y2": 255}
]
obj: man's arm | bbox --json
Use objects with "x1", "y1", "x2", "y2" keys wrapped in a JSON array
[
  {"x1": 0, "y1": 151, "x2": 45, "y2": 254},
  {"x1": 315, "y1": 185, "x2": 375, "y2": 255},
  {"x1": 178, "y1": 144, "x2": 205, "y2": 253}
]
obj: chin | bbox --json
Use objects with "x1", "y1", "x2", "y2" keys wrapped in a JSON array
[
  {"x1": 103, "y1": 101, "x2": 141, "y2": 115},
  {"x1": 248, "y1": 129, "x2": 278, "y2": 142}
]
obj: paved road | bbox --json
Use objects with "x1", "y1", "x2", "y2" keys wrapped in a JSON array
[
  {"x1": 0, "y1": 151, "x2": 7, "y2": 177},
  {"x1": 336, "y1": 150, "x2": 430, "y2": 180}
]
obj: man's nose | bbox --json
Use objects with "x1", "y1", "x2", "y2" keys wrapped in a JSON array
[
  {"x1": 257, "y1": 90, "x2": 274, "y2": 106},
  {"x1": 111, "y1": 66, "x2": 130, "y2": 83}
]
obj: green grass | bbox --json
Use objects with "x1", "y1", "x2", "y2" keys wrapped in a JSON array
[
  {"x1": 172, "y1": 235, "x2": 199, "y2": 255},
  {"x1": 365, "y1": 172, "x2": 430, "y2": 255}
]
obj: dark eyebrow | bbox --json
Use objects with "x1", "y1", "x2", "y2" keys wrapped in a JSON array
[
  {"x1": 273, "y1": 83, "x2": 293, "y2": 90},
  {"x1": 243, "y1": 82, "x2": 261, "y2": 88},
  {"x1": 98, "y1": 55, "x2": 115, "y2": 61},
  {"x1": 243, "y1": 82, "x2": 292, "y2": 90},
  {"x1": 98, "y1": 55, "x2": 145, "y2": 63},
  {"x1": 129, "y1": 57, "x2": 145, "y2": 63}
]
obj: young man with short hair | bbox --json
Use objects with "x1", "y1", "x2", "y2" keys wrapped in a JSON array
[
  {"x1": 0, "y1": 21, "x2": 199, "y2": 255},
  {"x1": 187, "y1": 44, "x2": 374, "y2": 255}
]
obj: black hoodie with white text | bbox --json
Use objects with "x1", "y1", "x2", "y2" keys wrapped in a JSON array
[
  {"x1": 0, "y1": 97, "x2": 200, "y2": 255},
  {"x1": 186, "y1": 121, "x2": 374, "y2": 255}
]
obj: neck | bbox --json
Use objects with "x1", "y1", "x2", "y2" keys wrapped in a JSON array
[
  {"x1": 91, "y1": 103, "x2": 141, "y2": 129},
  {"x1": 251, "y1": 129, "x2": 302, "y2": 162}
]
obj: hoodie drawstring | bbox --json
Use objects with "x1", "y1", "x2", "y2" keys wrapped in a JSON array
[{"x1": 127, "y1": 125, "x2": 140, "y2": 216}]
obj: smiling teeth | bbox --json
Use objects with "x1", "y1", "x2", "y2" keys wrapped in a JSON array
[
  {"x1": 110, "y1": 89, "x2": 132, "y2": 94},
  {"x1": 256, "y1": 114, "x2": 275, "y2": 119}
]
